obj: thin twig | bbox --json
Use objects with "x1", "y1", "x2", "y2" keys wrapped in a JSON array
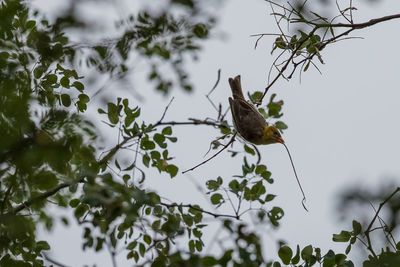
[
  {"x1": 282, "y1": 143, "x2": 308, "y2": 211},
  {"x1": 207, "y1": 69, "x2": 221, "y2": 97},
  {"x1": 306, "y1": 13, "x2": 400, "y2": 29},
  {"x1": 258, "y1": 27, "x2": 318, "y2": 104},
  {"x1": 256, "y1": 1, "x2": 400, "y2": 105},
  {"x1": 12, "y1": 181, "x2": 81, "y2": 214},
  {"x1": 182, "y1": 133, "x2": 236, "y2": 174},
  {"x1": 106, "y1": 239, "x2": 118, "y2": 267},
  {"x1": 43, "y1": 253, "x2": 71, "y2": 267},
  {"x1": 205, "y1": 69, "x2": 222, "y2": 113},
  {"x1": 161, "y1": 202, "x2": 239, "y2": 219},
  {"x1": 364, "y1": 187, "x2": 400, "y2": 258},
  {"x1": 156, "y1": 118, "x2": 222, "y2": 127},
  {"x1": 251, "y1": 144, "x2": 262, "y2": 165},
  {"x1": 156, "y1": 97, "x2": 175, "y2": 125},
  {"x1": 223, "y1": 188, "x2": 238, "y2": 217}
]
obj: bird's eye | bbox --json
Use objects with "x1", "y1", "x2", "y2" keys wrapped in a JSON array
[{"x1": 274, "y1": 132, "x2": 279, "y2": 137}]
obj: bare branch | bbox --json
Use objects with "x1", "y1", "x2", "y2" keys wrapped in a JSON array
[
  {"x1": 364, "y1": 187, "x2": 400, "y2": 258},
  {"x1": 156, "y1": 118, "x2": 223, "y2": 127},
  {"x1": 12, "y1": 181, "x2": 82, "y2": 214},
  {"x1": 43, "y1": 253, "x2": 72, "y2": 267},
  {"x1": 310, "y1": 14, "x2": 400, "y2": 29},
  {"x1": 206, "y1": 69, "x2": 224, "y2": 116},
  {"x1": 156, "y1": 97, "x2": 175, "y2": 125},
  {"x1": 161, "y1": 202, "x2": 240, "y2": 220},
  {"x1": 182, "y1": 133, "x2": 236, "y2": 174}
]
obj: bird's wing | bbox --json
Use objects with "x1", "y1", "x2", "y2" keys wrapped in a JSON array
[{"x1": 229, "y1": 97, "x2": 266, "y2": 142}]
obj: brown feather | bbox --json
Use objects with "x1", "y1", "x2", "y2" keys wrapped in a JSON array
[{"x1": 228, "y1": 75, "x2": 245, "y2": 100}]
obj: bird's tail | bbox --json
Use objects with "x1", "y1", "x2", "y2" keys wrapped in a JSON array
[{"x1": 228, "y1": 75, "x2": 245, "y2": 100}]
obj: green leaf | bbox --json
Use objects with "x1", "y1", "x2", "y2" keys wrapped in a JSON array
[
  {"x1": 345, "y1": 244, "x2": 352, "y2": 254},
  {"x1": 182, "y1": 214, "x2": 193, "y2": 227},
  {"x1": 344, "y1": 261, "x2": 355, "y2": 267},
  {"x1": 195, "y1": 240, "x2": 203, "y2": 251},
  {"x1": 250, "y1": 91, "x2": 263, "y2": 103},
  {"x1": 193, "y1": 23, "x2": 208, "y2": 38},
  {"x1": 206, "y1": 178, "x2": 222, "y2": 191},
  {"x1": 150, "y1": 151, "x2": 161, "y2": 160},
  {"x1": 77, "y1": 101, "x2": 87, "y2": 112},
  {"x1": 228, "y1": 180, "x2": 240, "y2": 194},
  {"x1": 323, "y1": 250, "x2": 335, "y2": 267},
  {"x1": 78, "y1": 94, "x2": 90, "y2": 103},
  {"x1": 141, "y1": 140, "x2": 155, "y2": 150},
  {"x1": 265, "y1": 194, "x2": 276, "y2": 202},
  {"x1": 291, "y1": 245, "x2": 300, "y2": 264},
  {"x1": 210, "y1": 193, "x2": 223, "y2": 205},
  {"x1": 162, "y1": 126, "x2": 172, "y2": 135},
  {"x1": 301, "y1": 245, "x2": 313, "y2": 261},
  {"x1": 139, "y1": 243, "x2": 145, "y2": 257},
  {"x1": 60, "y1": 76, "x2": 70, "y2": 88},
  {"x1": 304, "y1": 60, "x2": 311, "y2": 72},
  {"x1": 123, "y1": 174, "x2": 130, "y2": 184},
  {"x1": 189, "y1": 240, "x2": 195, "y2": 253},
  {"x1": 166, "y1": 164, "x2": 178, "y2": 178},
  {"x1": 332, "y1": 231, "x2": 351, "y2": 242},
  {"x1": 36, "y1": 241, "x2": 50, "y2": 251},
  {"x1": 244, "y1": 144, "x2": 255, "y2": 155},
  {"x1": 268, "y1": 206, "x2": 284, "y2": 226},
  {"x1": 132, "y1": 108, "x2": 141, "y2": 119},
  {"x1": 74, "y1": 204, "x2": 88, "y2": 219},
  {"x1": 26, "y1": 20, "x2": 36, "y2": 29},
  {"x1": 69, "y1": 199, "x2": 80, "y2": 208},
  {"x1": 255, "y1": 165, "x2": 267, "y2": 175},
  {"x1": 335, "y1": 253, "x2": 346, "y2": 264},
  {"x1": 275, "y1": 121, "x2": 288, "y2": 131},
  {"x1": 107, "y1": 103, "x2": 119, "y2": 124},
  {"x1": 125, "y1": 114, "x2": 135, "y2": 127},
  {"x1": 167, "y1": 136, "x2": 177, "y2": 143},
  {"x1": 154, "y1": 133, "x2": 166, "y2": 147},
  {"x1": 193, "y1": 228, "x2": 202, "y2": 238},
  {"x1": 278, "y1": 245, "x2": 293, "y2": 265},
  {"x1": 34, "y1": 66, "x2": 43, "y2": 79},
  {"x1": 61, "y1": 94, "x2": 71, "y2": 107},
  {"x1": 202, "y1": 256, "x2": 218, "y2": 266},
  {"x1": 72, "y1": 81, "x2": 84, "y2": 92},
  {"x1": 127, "y1": 241, "x2": 137, "y2": 250},
  {"x1": 143, "y1": 154, "x2": 150, "y2": 167},
  {"x1": 46, "y1": 74, "x2": 58, "y2": 84},
  {"x1": 143, "y1": 235, "x2": 151, "y2": 245},
  {"x1": 352, "y1": 220, "x2": 362, "y2": 235}
]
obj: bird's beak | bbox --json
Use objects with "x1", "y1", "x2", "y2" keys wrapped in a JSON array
[{"x1": 277, "y1": 137, "x2": 285, "y2": 144}]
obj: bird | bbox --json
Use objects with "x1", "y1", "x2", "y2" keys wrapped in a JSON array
[
  {"x1": 228, "y1": 75, "x2": 284, "y2": 145},
  {"x1": 228, "y1": 75, "x2": 308, "y2": 211}
]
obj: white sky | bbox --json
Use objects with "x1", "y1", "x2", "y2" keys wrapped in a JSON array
[{"x1": 35, "y1": 0, "x2": 400, "y2": 266}]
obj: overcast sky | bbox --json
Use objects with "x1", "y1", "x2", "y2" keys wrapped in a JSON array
[{"x1": 34, "y1": 0, "x2": 400, "y2": 266}]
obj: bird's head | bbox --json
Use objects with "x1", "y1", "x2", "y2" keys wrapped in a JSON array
[{"x1": 262, "y1": 125, "x2": 284, "y2": 145}]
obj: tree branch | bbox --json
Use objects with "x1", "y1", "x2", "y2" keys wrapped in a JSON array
[
  {"x1": 182, "y1": 133, "x2": 236, "y2": 174},
  {"x1": 364, "y1": 187, "x2": 400, "y2": 258},
  {"x1": 258, "y1": 28, "x2": 318, "y2": 104},
  {"x1": 11, "y1": 181, "x2": 82, "y2": 214},
  {"x1": 308, "y1": 13, "x2": 400, "y2": 29},
  {"x1": 155, "y1": 118, "x2": 223, "y2": 127},
  {"x1": 161, "y1": 202, "x2": 240, "y2": 220},
  {"x1": 43, "y1": 253, "x2": 71, "y2": 267},
  {"x1": 257, "y1": 7, "x2": 400, "y2": 105}
]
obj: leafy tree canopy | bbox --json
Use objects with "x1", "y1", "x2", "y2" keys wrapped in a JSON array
[{"x1": 1, "y1": 0, "x2": 400, "y2": 266}]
